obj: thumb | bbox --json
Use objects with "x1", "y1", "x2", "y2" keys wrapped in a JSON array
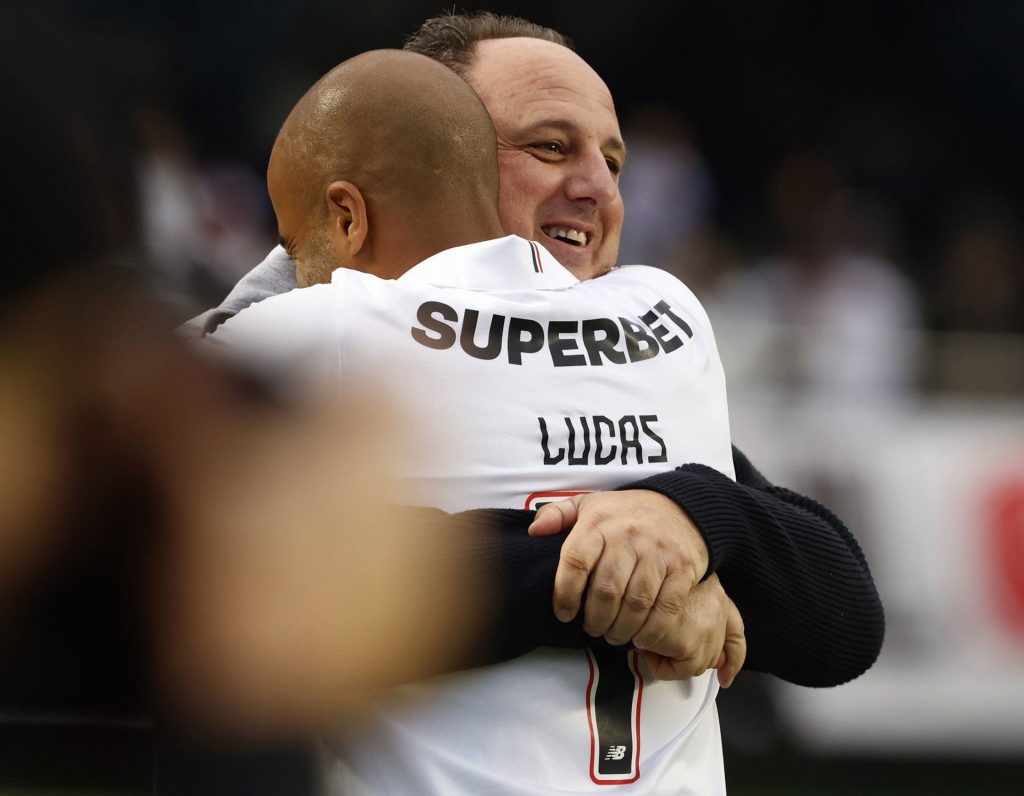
[{"x1": 527, "y1": 496, "x2": 582, "y2": 537}]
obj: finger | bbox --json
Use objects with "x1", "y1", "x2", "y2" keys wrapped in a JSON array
[
  {"x1": 581, "y1": 547, "x2": 636, "y2": 637},
  {"x1": 637, "y1": 649, "x2": 703, "y2": 682},
  {"x1": 637, "y1": 650, "x2": 675, "y2": 681},
  {"x1": 716, "y1": 657, "x2": 737, "y2": 689},
  {"x1": 631, "y1": 571, "x2": 693, "y2": 651},
  {"x1": 551, "y1": 528, "x2": 605, "y2": 623},
  {"x1": 528, "y1": 497, "x2": 580, "y2": 537},
  {"x1": 603, "y1": 554, "x2": 663, "y2": 646},
  {"x1": 716, "y1": 602, "x2": 747, "y2": 689}
]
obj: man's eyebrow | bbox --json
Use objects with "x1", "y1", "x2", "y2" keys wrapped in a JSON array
[{"x1": 520, "y1": 118, "x2": 626, "y2": 158}]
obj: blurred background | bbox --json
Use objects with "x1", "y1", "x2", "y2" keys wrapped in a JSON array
[{"x1": 1, "y1": 0, "x2": 1022, "y2": 793}]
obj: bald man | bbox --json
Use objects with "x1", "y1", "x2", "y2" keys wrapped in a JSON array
[
  {"x1": 267, "y1": 51, "x2": 504, "y2": 289},
  {"x1": 206, "y1": 49, "x2": 741, "y2": 794}
]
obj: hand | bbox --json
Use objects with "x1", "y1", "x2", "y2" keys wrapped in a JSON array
[
  {"x1": 635, "y1": 574, "x2": 746, "y2": 688},
  {"x1": 528, "y1": 489, "x2": 709, "y2": 644}
]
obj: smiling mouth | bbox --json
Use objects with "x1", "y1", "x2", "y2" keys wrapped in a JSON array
[{"x1": 541, "y1": 225, "x2": 590, "y2": 248}]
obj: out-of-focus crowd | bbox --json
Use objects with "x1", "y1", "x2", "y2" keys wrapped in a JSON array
[
  {"x1": 617, "y1": 104, "x2": 1023, "y2": 404},
  {"x1": 133, "y1": 94, "x2": 1024, "y2": 403},
  {"x1": 8, "y1": 3, "x2": 1020, "y2": 406}
]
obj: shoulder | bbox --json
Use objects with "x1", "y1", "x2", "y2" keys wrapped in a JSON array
[
  {"x1": 198, "y1": 284, "x2": 337, "y2": 386},
  {"x1": 602, "y1": 263, "x2": 699, "y2": 297},
  {"x1": 593, "y1": 264, "x2": 706, "y2": 312},
  {"x1": 179, "y1": 245, "x2": 300, "y2": 338},
  {"x1": 214, "y1": 283, "x2": 334, "y2": 341},
  {"x1": 594, "y1": 264, "x2": 719, "y2": 340}
]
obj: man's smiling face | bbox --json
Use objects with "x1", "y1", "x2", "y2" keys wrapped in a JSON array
[{"x1": 466, "y1": 38, "x2": 626, "y2": 280}]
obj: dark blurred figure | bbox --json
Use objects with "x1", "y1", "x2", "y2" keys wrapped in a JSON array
[
  {"x1": 0, "y1": 5, "x2": 160, "y2": 788},
  {"x1": 730, "y1": 151, "x2": 922, "y2": 405},
  {"x1": 931, "y1": 213, "x2": 1024, "y2": 335},
  {"x1": 0, "y1": 10, "x2": 367, "y2": 793},
  {"x1": 135, "y1": 102, "x2": 276, "y2": 318},
  {"x1": 0, "y1": 32, "x2": 126, "y2": 304},
  {"x1": 615, "y1": 104, "x2": 749, "y2": 374},
  {"x1": 617, "y1": 104, "x2": 716, "y2": 272},
  {"x1": 924, "y1": 208, "x2": 1024, "y2": 394}
]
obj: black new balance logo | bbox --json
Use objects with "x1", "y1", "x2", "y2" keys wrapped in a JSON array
[
  {"x1": 588, "y1": 647, "x2": 641, "y2": 782},
  {"x1": 604, "y1": 745, "x2": 627, "y2": 762}
]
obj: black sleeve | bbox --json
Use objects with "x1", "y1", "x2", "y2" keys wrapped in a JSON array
[
  {"x1": 616, "y1": 445, "x2": 885, "y2": 687},
  {"x1": 402, "y1": 507, "x2": 596, "y2": 669}
]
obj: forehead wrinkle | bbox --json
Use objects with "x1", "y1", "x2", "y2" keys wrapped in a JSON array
[
  {"x1": 511, "y1": 78, "x2": 615, "y2": 118},
  {"x1": 512, "y1": 53, "x2": 614, "y2": 99},
  {"x1": 529, "y1": 64, "x2": 611, "y2": 97},
  {"x1": 472, "y1": 43, "x2": 615, "y2": 110},
  {"x1": 496, "y1": 75, "x2": 619, "y2": 134}
]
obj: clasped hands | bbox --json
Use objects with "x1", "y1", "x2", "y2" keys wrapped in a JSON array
[{"x1": 529, "y1": 490, "x2": 745, "y2": 687}]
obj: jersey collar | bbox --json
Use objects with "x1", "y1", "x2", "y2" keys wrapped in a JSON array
[{"x1": 397, "y1": 235, "x2": 579, "y2": 290}]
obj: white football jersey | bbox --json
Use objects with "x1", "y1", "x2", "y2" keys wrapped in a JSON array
[{"x1": 207, "y1": 235, "x2": 734, "y2": 795}]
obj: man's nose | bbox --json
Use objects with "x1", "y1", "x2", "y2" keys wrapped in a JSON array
[{"x1": 563, "y1": 147, "x2": 619, "y2": 207}]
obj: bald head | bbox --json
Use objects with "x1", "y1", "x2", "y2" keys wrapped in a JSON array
[{"x1": 268, "y1": 49, "x2": 504, "y2": 285}]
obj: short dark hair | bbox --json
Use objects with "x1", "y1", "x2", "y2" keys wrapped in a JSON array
[{"x1": 403, "y1": 11, "x2": 574, "y2": 79}]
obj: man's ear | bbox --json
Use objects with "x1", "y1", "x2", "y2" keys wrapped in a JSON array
[{"x1": 325, "y1": 180, "x2": 368, "y2": 260}]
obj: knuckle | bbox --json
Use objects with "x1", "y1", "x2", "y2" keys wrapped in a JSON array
[
  {"x1": 622, "y1": 590, "x2": 656, "y2": 613},
  {"x1": 668, "y1": 640, "x2": 697, "y2": 662},
  {"x1": 634, "y1": 616, "x2": 669, "y2": 645},
  {"x1": 654, "y1": 591, "x2": 687, "y2": 617},
  {"x1": 632, "y1": 626, "x2": 661, "y2": 650},
  {"x1": 667, "y1": 548, "x2": 694, "y2": 573},
  {"x1": 586, "y1": 507, "x2": 614, "y2": 528},
  {"x1": 654, "y1": 627, "x2": 696, "y2": 660},
  {"x1": 624, "y1": 522, "x2": 644, "y2": 541},
  {"x1": 591, "y1": 580, "x2": 623, "y2": 603},
  {"x1": 559, "y1": 548, "x2": 592, "y2": 576}
]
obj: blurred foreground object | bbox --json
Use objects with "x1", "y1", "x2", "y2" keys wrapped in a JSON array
[
  {"x1": 155, "y1": 387, "x2": 490, "y2": 735},
  {"x1": 0, "y1": 272, "x2": 487, "y2": 738}
]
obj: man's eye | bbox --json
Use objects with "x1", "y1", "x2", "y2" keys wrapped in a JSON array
[
  {"x1": 533, "y1": 141, "x2": 565, "y2": 155},
  {"x1": 606, "y1": 157, "x2": 623, "y2": 176}
]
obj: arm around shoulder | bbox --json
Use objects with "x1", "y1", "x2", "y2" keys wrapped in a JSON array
[{"x1": 179, "y1": 245, "x2": 300, "y2": 339}]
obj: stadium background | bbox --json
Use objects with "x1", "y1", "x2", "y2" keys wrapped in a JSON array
[{"x1": 2, "y1": 0, "x2": 1022, "y2": 794}]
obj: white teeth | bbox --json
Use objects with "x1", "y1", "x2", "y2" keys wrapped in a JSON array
[{"x1": 542, "y1": 226, "x2": 589, "y2": 247}]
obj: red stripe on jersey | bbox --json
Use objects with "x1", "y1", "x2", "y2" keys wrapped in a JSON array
[
  {"x1": 585, "y1": 648, "x2": 598, "y2": 779},
  {"x1": 632, "y1": 650, "x2": 644, "y2": 780},
  {"x1": 523, "y1": 489, "x2": 591, "y2": 510}
]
